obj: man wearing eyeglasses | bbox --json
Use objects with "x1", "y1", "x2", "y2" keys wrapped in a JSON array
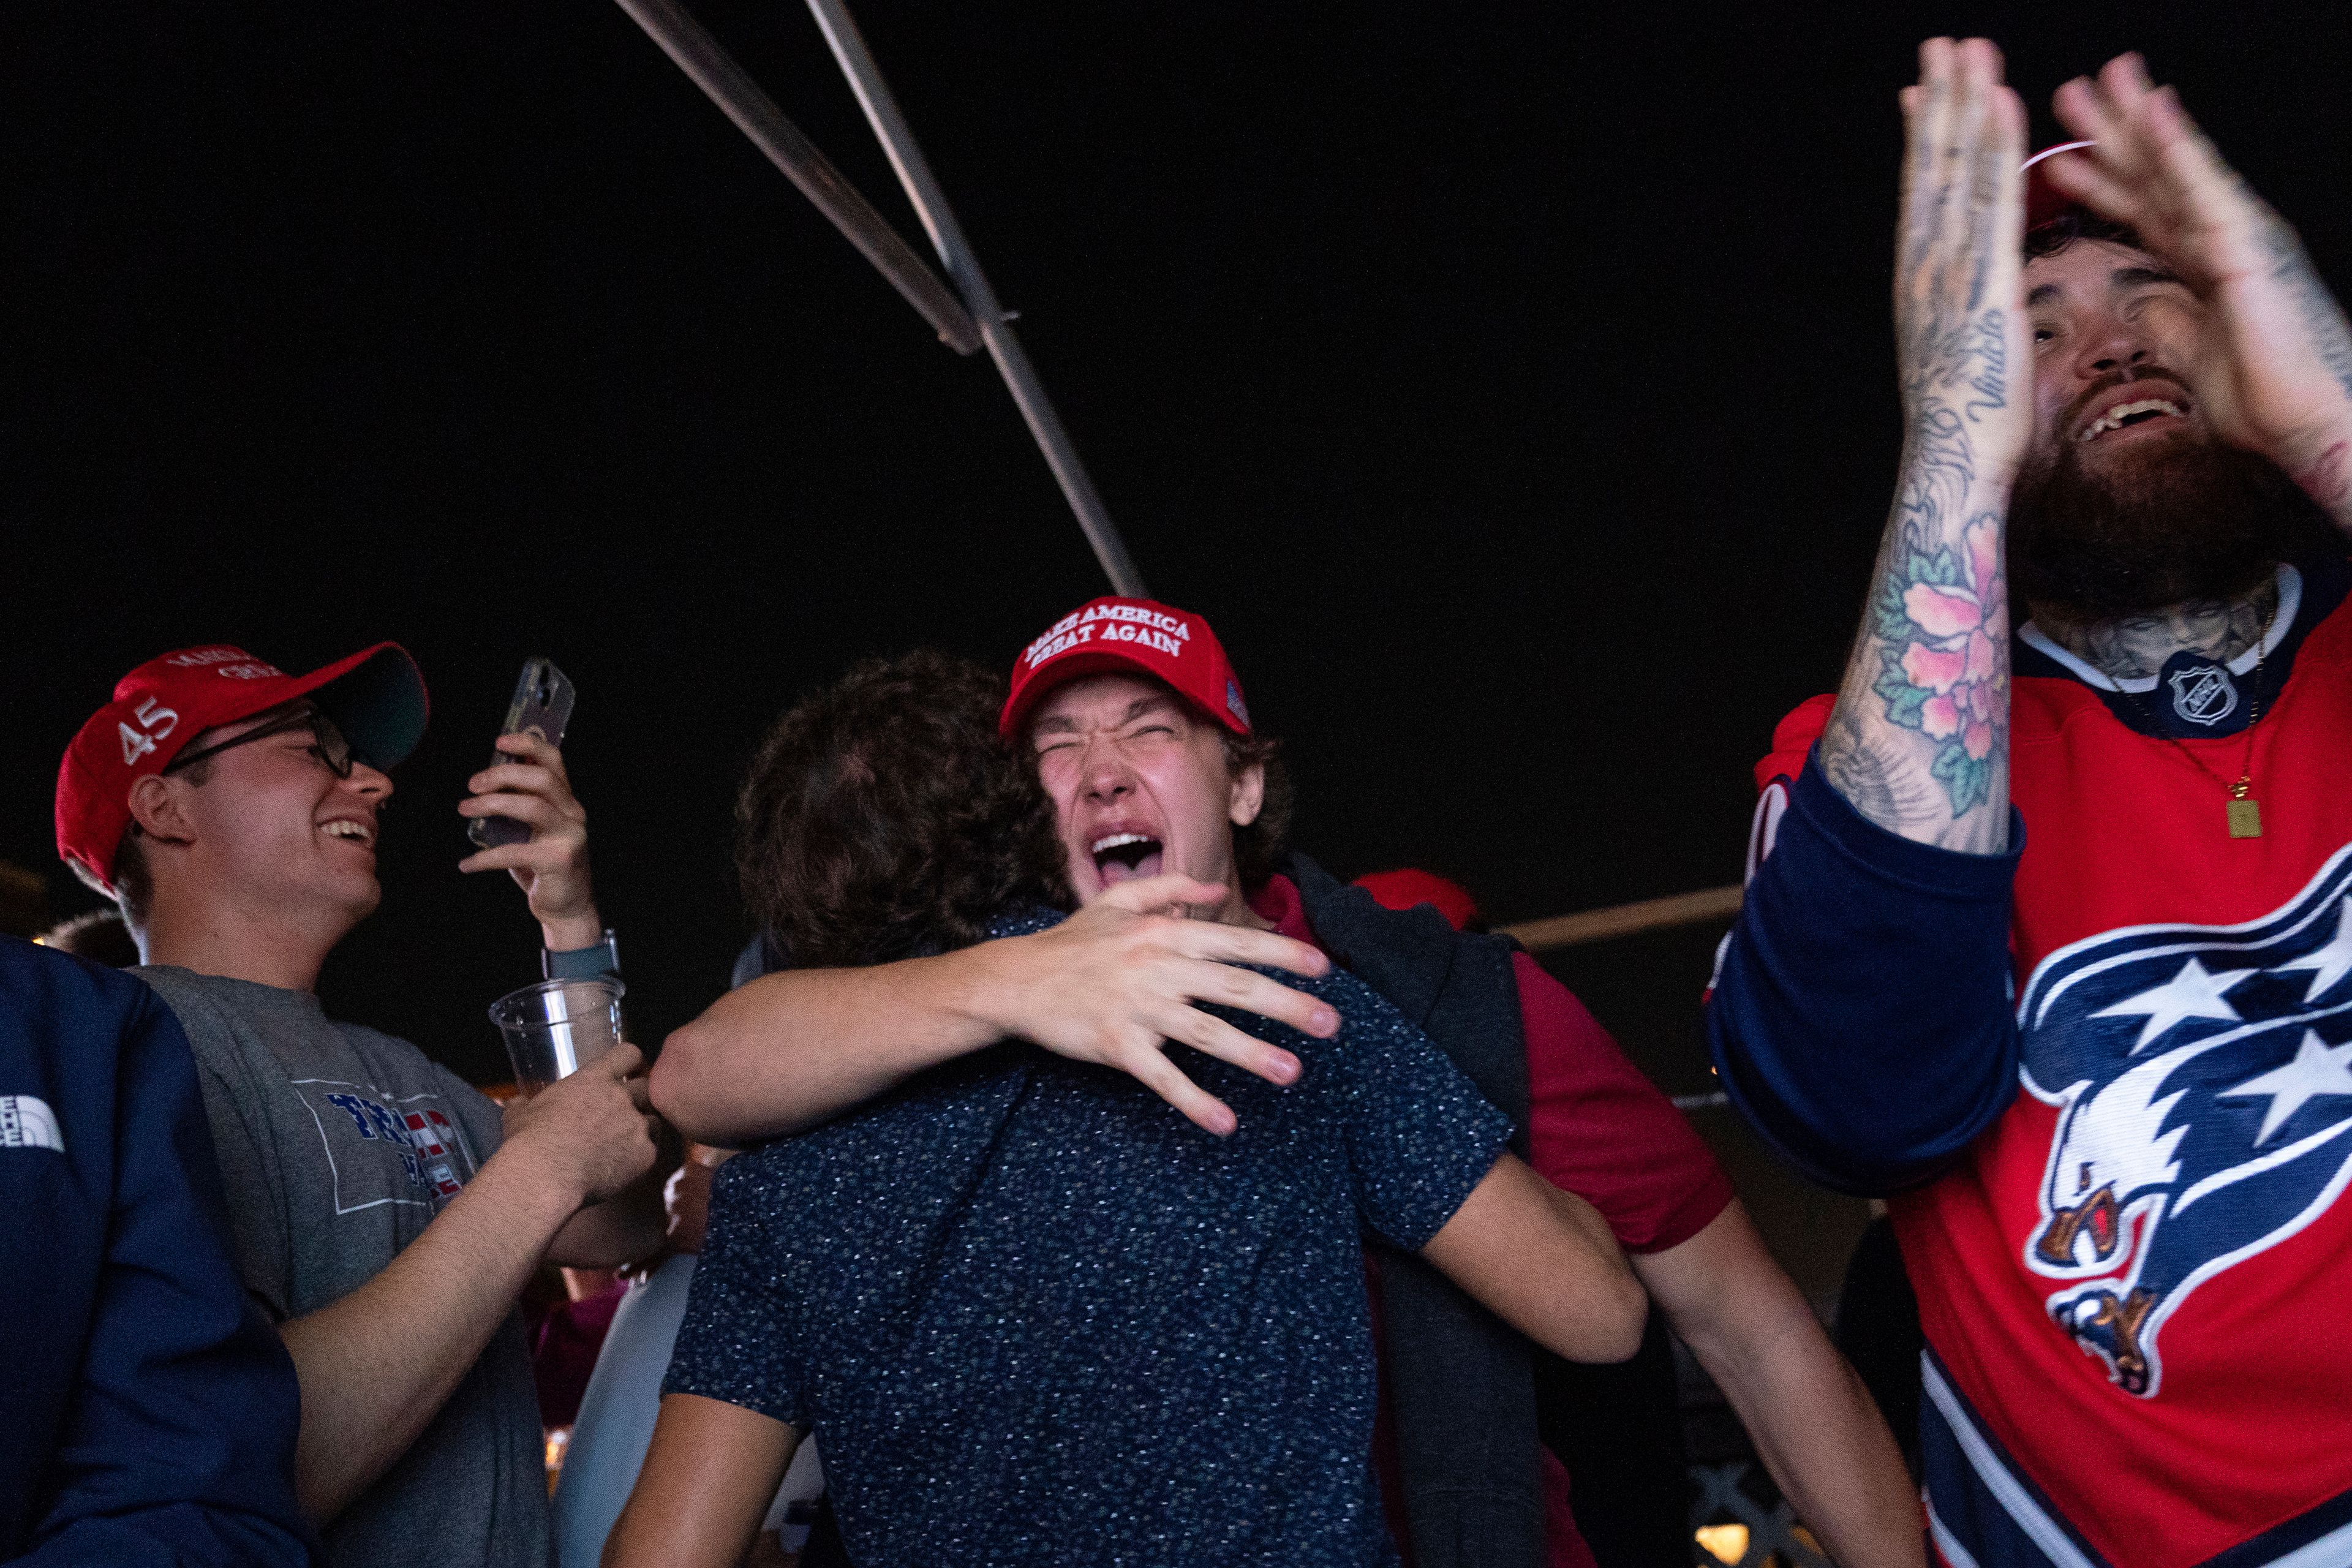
[{"x1": 55, "y1": 643, "x2": 663, "y2": 1568}]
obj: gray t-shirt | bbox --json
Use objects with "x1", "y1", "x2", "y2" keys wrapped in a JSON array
[{"x1": 136, "y1": 965, "x2": 550, "y2": 1568}]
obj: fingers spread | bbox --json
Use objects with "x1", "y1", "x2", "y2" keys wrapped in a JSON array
[
  {"x1": 1120, "y1": 1047, "x2": 1238, "y2": 1137},
  {"x1": 1170, "y1": 922, "x2": 1330, "y2": 980},
  {"x1": 2037, "y1": 147, "x2": 2152, "y2": 232},
  {"x1": 1181, "y1": 959, "x2": 1338, "y2": 1040},
  {"x1": 2143, "y1": 86, "x2": 2245, "y2": 225},
  {"x1": 1156, "y1": 1004, "x2": 1305, "y2": 1086}
]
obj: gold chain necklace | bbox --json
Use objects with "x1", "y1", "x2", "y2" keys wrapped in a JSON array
[{"x1": 2116, "y1": 598, "x2": 2277, "y2": 839}]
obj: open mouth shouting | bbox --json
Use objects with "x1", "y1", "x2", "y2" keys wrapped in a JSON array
[
  {"x1": 1090, "y1": 831, "x2": 1164, "y2": 886},
  {"x1": 2074, "y1": 382, "x2": 2193, "y2": 446}
]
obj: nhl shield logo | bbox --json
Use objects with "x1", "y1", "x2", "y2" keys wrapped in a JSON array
[
  {"x1": 2166, "y1": 662, "x2": 2238, "y2": 726},
  {"x1": 2017, "y1": 846, "x2": 2352, "y2": 1397}
]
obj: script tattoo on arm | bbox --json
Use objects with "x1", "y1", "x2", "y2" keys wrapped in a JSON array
[{"x1": 1819, "y1": 45, "x2": 2021, "y2": 854}]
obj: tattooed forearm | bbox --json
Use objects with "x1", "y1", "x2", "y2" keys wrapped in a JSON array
[
  {"x1": 1823, "y1": 321, "x2": 2016, "y2": 848},
  {"x1": 1818, "y1": 704, "x2": 1946, "y2": 832},
  {"x1": 1859, "y1": 507, "x2": 2010, "y2": 809},
  {"x1": 1822, "y1": 39, "x2": 2021, "y2": 853},
  {"x1": 2264, "y1": 222, "x2": 2352, "y2": 405}
]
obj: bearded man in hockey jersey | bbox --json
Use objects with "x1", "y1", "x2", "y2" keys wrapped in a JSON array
[{"x1": 1709, "y1": 39, "x2": 2352, "y2": 1568}]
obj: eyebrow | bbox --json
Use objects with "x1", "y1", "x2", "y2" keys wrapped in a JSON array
[
  {"x1": 1031, "y1": 695, "x2": 1178, "y2": 737},
  {"x1": 2027, "y1": 265, "x2": 2188, "y2": 310}
]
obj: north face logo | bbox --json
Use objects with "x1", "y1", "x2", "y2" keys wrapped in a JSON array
[{"x1": 2017, "y1": 846, "x2": 2352, "y2": 1397}]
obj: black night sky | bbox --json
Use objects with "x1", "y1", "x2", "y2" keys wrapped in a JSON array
[{"x1": 7, "y1": 0, "x2": 2350, "y2": 1249}]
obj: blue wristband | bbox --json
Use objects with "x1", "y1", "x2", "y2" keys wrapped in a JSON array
[{"x1": 543, "y1": 929, "x2": 622, "y2": 982}]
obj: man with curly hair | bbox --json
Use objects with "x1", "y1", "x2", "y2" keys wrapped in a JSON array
[{"x1": 609, "y1": 649, "x2": 1645, "y2": 1568}]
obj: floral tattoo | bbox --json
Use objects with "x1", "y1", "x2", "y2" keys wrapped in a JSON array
[{"x1": 1868, "y1": 514, "x2": 2008, "y2": 815}]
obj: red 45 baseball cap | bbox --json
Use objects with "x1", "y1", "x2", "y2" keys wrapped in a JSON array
[
  {"x1": 56, "y1": 643, "x2": 429, "y2": 896},
  {"x1": 1000, "y1": 596, "x2": 1252, "y2": 741}
]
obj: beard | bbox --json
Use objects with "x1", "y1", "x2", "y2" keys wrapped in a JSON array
[{"x1": 2008, "y1": 421, "x2": 2334, "y2": 619}]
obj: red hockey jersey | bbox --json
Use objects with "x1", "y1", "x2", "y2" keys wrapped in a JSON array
[{"x1": 1746, "y1": 563, "x2": 2352, "y2": 1566}]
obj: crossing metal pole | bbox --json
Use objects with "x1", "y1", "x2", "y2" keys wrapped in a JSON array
[
  {"x1": 611, "y1": 0, "x2": 983, "y2": 355},
  {"x1": 804, "y1": 0, "x2": 1150, "y2": 597}
]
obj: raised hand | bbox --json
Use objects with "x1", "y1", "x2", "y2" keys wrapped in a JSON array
[
  {"x1": 1819, "y1": 38, "x2": 2028, "y2": 851},
  {"x1": 1894, "y1": 38, "x2": 2033, "y2": 481},
  {"x1": 456, "y1": 731, "x2": 603, "y2": 951},
  {"x1": 989, "y1": 873, "x2": 1338, "y2": 1136},
  {"x1": 2041, "y1": 55, "x2": 2352, "y2": 513}
]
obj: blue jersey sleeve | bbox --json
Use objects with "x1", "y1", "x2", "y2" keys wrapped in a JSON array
[
  {"x1": 1705, "y1": 754, "x2": 2025, "y2": 1196},
  {"x1": 12, "y1": 956, "x2": 310, "y2": 1568}
]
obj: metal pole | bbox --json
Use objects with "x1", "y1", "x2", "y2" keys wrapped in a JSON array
[
  {"x1": 804, "y1": 0, "x2": 1150, "y2": 598},
  {"x1": 1496, "y1": 885, "x2": 1746, "y2": 952},
  {"x1": 611, "y1": 0, "x2": 983, "y2": 355}
]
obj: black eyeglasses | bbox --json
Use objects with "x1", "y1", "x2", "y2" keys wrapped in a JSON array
[{"x1": 165, "y1": 705, "x2": 356, "y2": 779}]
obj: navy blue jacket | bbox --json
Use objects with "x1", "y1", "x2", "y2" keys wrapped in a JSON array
[{"x1": 0, "y1": 935, "x2": 311, "y2": 1566}]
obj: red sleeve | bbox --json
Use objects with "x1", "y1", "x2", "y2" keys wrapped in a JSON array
[
  {"x1": 1517, "y1": 952, "x2": 1733, "y2": 1254},
  {"x1": 1757, "y1": 693, "x2": 1836, "y2": 792}
]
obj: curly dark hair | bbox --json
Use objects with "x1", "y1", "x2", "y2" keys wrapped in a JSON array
[{"x1": 736, "y1": 650, "x2": 1072, "y2": 969}]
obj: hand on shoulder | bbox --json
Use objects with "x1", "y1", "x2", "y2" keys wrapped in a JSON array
[{"x1": 983, "y1": 875, "x2": 1337, "y2": 1136}]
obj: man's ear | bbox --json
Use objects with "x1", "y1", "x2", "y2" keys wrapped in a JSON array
[
  {"x1": 1227, "y1": 760, "x2": 1266, "y2": 829},
  {"x1": 126, "y1": 774, "x2": 200, "y2": 846}
]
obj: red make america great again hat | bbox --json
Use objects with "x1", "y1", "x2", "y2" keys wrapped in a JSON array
[
  {"x1": 1000, "y1": 597, "x2": 1252, "y2": 739},
  {"x1": 56, "y1": 643, "x2": 429, "y2": 895}
]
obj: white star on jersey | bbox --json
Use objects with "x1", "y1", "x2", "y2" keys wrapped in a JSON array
[
  {"x1": 2275, "y1": 897, "x2": 2352, "y2": 1004},
  {"x1": 2092, "y1": 956, "x2": 2254, "y2": 1052},
  {"x1": 2221, "y1": 1029, "x2": 2352, "y2": 1144}
]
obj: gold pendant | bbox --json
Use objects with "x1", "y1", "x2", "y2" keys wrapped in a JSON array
[{"x1": 2228, "y1": 797, "x2": 2264, "y2": 838}]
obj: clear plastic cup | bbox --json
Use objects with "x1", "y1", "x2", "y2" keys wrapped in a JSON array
[{"x1": 489, "y1": 977, "x2": 625, "y2": 1093}]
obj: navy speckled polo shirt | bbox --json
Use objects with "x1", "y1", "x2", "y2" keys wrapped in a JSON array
[{"x1": 664, "y1": 907, "x2": 1513, "y2": 1567}]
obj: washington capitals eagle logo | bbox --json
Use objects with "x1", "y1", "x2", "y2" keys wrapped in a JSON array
[{"x1": 2018, "y1": 846, "x2": 2352, "y2": 1398}]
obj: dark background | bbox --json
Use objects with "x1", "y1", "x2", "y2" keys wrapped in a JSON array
[{"x1": 5, "y1": 2, "x2": 2348, "y2": 1284}]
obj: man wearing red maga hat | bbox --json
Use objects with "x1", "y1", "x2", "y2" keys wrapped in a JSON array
[
  {"x1": 56, "y1": 641, "x2": 664, "y2": 1568},
  {"x1": 1709, "y1": 40, "x2": 2352, "y2": 1568},
  {"x1": 657, "y1": 597, "x2": 1922, "y2": 1568}
]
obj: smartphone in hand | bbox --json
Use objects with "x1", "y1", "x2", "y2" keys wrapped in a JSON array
[{"x1": 467, "y1": 657, "x2": 576, "y2": 850}]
